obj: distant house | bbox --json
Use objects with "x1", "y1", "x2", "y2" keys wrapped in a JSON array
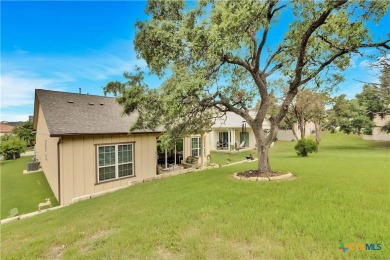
[
  {"x1": 0, "y1": 123, "x2": 14, "y2": 137},
  {"x1": 33, "y1": 89, "x2": 210, "y2": 205},
  {"x1": 277, "y1": 121, "x2": 316, "y2": 141},
  {"x1": 210, "y1": 111, "x2": 270, "y2": 151},
  {"x1": 365, "y1": 113, "x2": 390, "y2": 141},
  {"x1": 209, "y1": 112, "x2": 315, "y2": 150}
]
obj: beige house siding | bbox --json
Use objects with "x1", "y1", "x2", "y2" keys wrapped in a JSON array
[
  {"x1": 210, "y1": 128, "x2": 257, "y2": 151},
  {"x1": 35, "y1": 105, "x2": 60, "y2": 202},
  {"x1": 183, "y1": 134, "x2": 210, "y2": 167},
  {"x1": 59, "y1": 134, "x2": 158, "y2": 205},
  {"x1": 277, "y1": 122, "x2": 316, "y2": 141},
  {"x1": 371, "y1": 114, "x2": 390, "y2": 141}
]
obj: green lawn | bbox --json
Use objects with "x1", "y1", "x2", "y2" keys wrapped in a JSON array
[
  {"x1": 0, "y1": 156, "x2": 58, "y2": 219},
  {"x1": 210, "y1": 149, "x2": 258, "y2": 166},
  {"x1": 1, "y1": 132, "x2": 389, "y2": 259}
]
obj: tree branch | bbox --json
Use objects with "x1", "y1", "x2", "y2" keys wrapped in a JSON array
[
  {"x1": 255, "y1": 0, "x2": 285, "y2": 71},
  {"x1": 214, "y1": 92, "x2": 253, "y2": 124},
  {"x1": 263, "y1": 45, "x2": 284, "y2": 73},
  {"x1": 265, "y1": 63, "x2": 283, "y2": 77},
  {"x1": 361, "y1": 39, "x2": 390, "y2": 50},
  {"x1": 223, "y1": 53, "x2": 252, "y2": 72},
  {"x1": 290, "y1": 0, "x2": 348, "y2": 89},
  {"x1": 300, "y1": 50, "x2": 348, "y2": 86}
]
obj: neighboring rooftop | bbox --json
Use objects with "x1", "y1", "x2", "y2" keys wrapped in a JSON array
[
  {"x1": 34, "y1": 89, "x2": 162, "y2": 136},
  {"x1": 0, "y1": 123, "x2": 14, "y2": 133}
]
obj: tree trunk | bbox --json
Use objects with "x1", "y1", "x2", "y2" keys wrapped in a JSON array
[
  {"x1": 291, "y1": 126, "x2": 299, "y2": 141},
  {"x1": 315, "y1": 122, "x2": 321, "y2": 144},
  {"x1": 257, "y1": 144, "x2": 271, "y2": 174},
  {"x1": 314, "y1": 122, "x2": 321, "y2": 152},
  {"x1": 299, "y1": 118, "x2": 306, "y2": 138},
  {"x1": 253, "y1": 125, "x2": 277, "y2": 179}
]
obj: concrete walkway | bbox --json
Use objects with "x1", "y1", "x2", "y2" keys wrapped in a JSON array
[{"x1": 21, "y1": 151, "x2": 34, "y2": 157}]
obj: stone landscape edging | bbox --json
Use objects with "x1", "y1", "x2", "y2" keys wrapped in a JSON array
[{"x1": 233, "y1": 172, "x2": 294, "y2": 181}]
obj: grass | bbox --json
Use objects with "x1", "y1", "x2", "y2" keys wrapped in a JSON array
[
  {"x1": 1, "y1": 132, "x2": 389, "y2": 259},
  {"x1": 210, "y1": 149, "x2": 258, "y2": 165},
  {"x1": 0, "y1": 156, "x2": 58, "y2": 219}
]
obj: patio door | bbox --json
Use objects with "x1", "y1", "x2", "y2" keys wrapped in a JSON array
[
  {"x1": 240, "y1": 132, "x2": 249, "y2": 148},
  {"x1": 218, "y1": 132, "x2": 229, "y2": 149}
]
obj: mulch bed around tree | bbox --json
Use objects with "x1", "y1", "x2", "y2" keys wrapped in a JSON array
[{"x1": 236, "y1": 170, "x2": 284, "y2": 178}]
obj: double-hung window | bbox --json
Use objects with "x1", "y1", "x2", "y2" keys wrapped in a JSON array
[
  {"x1": 191, "y1": 137, "x2": 200, "y2": 157},
  {"x1": 97, "y1": 143, "x2": 134, "y2": 183}
]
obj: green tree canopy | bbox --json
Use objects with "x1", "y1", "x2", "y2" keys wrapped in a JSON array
[
  {"x1": 0, "y1": 136, "x2": 27, "y2": 160},
  {"x1": 13, "y1": 121, "x2": 35, "y2": 146},
  {"x1": 106, "y1": 0, "x2": 389, "y2": 174}
]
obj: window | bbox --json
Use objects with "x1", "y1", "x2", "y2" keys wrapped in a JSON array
[
  {"x1": 218, "y1": 132, "x2": 229, "y2": 144},
  {"x1": 97, "y1": 143, "x2": 134, "y2": 183},
  {"x1": 191, "y1": 137, "x2": 200, "y2": 157}
]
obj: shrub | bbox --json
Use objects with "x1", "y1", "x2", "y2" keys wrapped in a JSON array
[
  {"x1": 362, "y1": 127, "x2": 373, "y2": 135},
  {"x1": 294, "y1": 138, "x2": 318, "y2": 157},
  {"x1": 0, "y1": 136, "x2": 27, "y2": 160}
]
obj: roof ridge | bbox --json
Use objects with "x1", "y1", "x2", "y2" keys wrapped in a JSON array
[{"x1": 36, "y1": 89, "x2": 115, "y2": 99}]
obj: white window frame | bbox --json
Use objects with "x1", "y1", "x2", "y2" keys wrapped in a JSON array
[
  {"x1": 96, "y1": 143, "x2": 134, "y2": 183},
  {"x1": 191, "y1": 137, "x2": 200, "y2": 157}
]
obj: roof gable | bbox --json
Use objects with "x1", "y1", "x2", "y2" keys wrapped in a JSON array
[{"x1": 34, "y1": 89, "x2": 161, "y2": 136}]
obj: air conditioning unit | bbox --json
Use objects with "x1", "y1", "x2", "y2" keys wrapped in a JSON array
[{"x1": 27, "y1": 161, "x2": 39, "y2": 172}]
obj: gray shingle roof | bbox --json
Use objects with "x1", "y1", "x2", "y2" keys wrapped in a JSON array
[{"x1": 35, "y1": 89, "x2": 162, "y2": 136}]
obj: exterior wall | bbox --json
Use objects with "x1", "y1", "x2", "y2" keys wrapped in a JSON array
[
  {"x1": 277, "y1": 130, "x2": 298, "y2": 142},
  {"x1": 210, "y1": 128, "x2": 257, "y2": 151},
  {"x1": 277, "y1": 122, "x2": 316, "y2": 141},
  {"x1": 59, "y1": 134, "x2": 158, "y2": 205},
  {"x1": 183, "y1": 133, "x2": 210, "y2": 167},
  {"x1": 35, "y1": 105, "x2": 60, "y2": 201},
  {"x1": 372, "y1": 115, "x2": 390, "y2": 141}
]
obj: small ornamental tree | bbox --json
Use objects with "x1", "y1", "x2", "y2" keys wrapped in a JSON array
[
  {"x1": 0, "y1": 136, "x2": 27, "y2": 160},
  {"x1": 294, "y1": 138, "x2": 318, "y2": 157}
]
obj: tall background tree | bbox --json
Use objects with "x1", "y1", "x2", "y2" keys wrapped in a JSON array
[
  {"x1": 106, "y1": 0, "x2": 389, "y2": 175},
  {"x1": 13, "y1": 121, "x2": 35, "y2": 147},
  {"x1": 326, "y1": 60, "x2": 390, "y2": 135}
]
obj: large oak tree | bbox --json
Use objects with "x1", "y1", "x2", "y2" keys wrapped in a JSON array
[{"x1": 106, "y1": 0, "x2": 389, "y2": 175}]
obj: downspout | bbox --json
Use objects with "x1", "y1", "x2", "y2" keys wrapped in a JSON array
[{"x1": 57, "y1": 137, "x2": 62, "y2": 205}]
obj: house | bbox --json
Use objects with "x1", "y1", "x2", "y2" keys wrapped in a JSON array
[
  {"x1": 0, "y1": 123, "x2": 14, "y2": 137},
  {"x1": 363, "y1": 113, "x2": 390, "y2": 141},
  {"x1": 33, "y1": 89, "x2": 210, "y2": 205},
  {"x1": 277, "y1": 121, "x2": 316, "y2": 141},
  {"x1": 210, "y1": 112, "x2": 316, "y2": 150},
  {"x1": 210, "y1": 111, "x2": 271, "y2": 151}
]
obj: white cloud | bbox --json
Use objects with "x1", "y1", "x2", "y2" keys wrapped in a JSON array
[
  {"x1": 0, "y1": 71, "x2": 59, "y2": 108},
  {"x1": 0, "y1": 112, "x2": 31, "y2": 122},
  {"x1": 1, "y1": 43, "x2": 146, "y2": 111}
]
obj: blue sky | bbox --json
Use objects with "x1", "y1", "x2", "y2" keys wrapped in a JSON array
[{"x1": 1, "y1": 1, "x2": 389, "y2": 122}]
